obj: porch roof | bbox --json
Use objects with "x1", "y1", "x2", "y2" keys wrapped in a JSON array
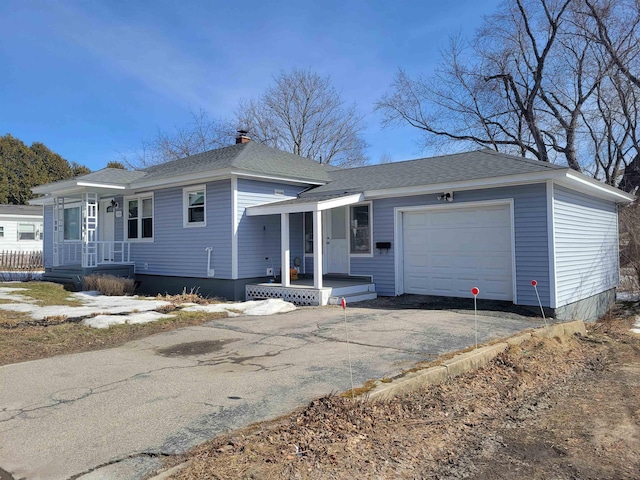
[{"x1": 246, "y1": 192, "x2": 364, "y2": 216}]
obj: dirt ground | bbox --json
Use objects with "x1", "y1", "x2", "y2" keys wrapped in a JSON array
[{"x1": 164, "y1": 308, "x2": 640, "y2": 479}]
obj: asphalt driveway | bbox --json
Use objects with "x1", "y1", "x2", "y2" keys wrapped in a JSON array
[{"x1": 0, "y1": 304, "x2": 539, "y2": 479}]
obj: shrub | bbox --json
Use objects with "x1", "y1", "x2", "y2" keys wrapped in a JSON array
[
  {"x1": 82, "y1": 274, "x2": 136, "y2": 296},
  {"x1": 155, "y1": 287, "x2": 220, "y2": 306}
]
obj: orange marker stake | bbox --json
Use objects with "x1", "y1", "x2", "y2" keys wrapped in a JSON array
[
  {"x1": 341, "y1": 297, "x2": 355, "y2": 399},
  {"x1": 471, "y1": 287, "x2": 479, "y2": 350}
]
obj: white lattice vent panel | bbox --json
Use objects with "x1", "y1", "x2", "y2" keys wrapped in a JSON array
[{"x1": 246, "y1": 285, "x2": 321, "y2": 306}]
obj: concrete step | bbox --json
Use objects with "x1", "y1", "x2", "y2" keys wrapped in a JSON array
[
  {"x1": 330, "y1": 283, "x2": 376, "y2": 296},
  {"x1": 328, "y1": 291, "x2": 377, "y2": 305}
]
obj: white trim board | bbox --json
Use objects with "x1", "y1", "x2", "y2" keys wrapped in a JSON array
[{"x1": 231, "y1": 176, "x2": 238, "y2": 279}]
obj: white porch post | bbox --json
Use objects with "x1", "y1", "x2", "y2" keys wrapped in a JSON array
[
  {"x1": 281, "y1": 213, "x2": 290, "y2": 287},
  {"x1": 313, "y1": 210, "x2": 323, "y2": 289},
  {"x1": 52, "y1": 196, "x2": 64, "y2": 267},
  {"x1": 82, "y1": 192, "x2": 98, "y2": 268}
]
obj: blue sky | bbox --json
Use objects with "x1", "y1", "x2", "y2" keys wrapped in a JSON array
[{"x1": 0, "y1": 0, "x2": 501, "y2": 171}]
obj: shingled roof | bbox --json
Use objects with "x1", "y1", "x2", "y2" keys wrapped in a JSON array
[
  {"x1": 140, "y1": 141, "x2": 331, "y2": 184},
  {"x1": 0, "y1": 204, "x2": 43, "y2": 216},
  {"x1": 300, "y1": 149, "x2": 567, "y2": 197}
]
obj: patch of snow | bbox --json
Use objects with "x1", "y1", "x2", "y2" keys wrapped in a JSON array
[
  {"x1": 183, "y1": 299, "x2": 296, "y2": 317},
  {"x1": 0, "y1": 287, "x2": 36, "y2": 303},
  {"x1": 0, "y1": 271, "x2": 44, "y2": 281},
  {"x1": 0, "y1": 292, "x2": 172, "y2": 320},
  {"x1": 83, "y1": 311, "x2": 174, "y2": 329},
  {"x1": 631, "y1": 315, "x2": 640, "y2": 334}
]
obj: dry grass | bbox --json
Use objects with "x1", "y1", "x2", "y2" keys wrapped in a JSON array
[
  {"x1": 156, "y1": 287, "x2": 222, "y2": 306},
  {"x1": 0, "y1": 310, "x2": 227, "y2": 366},
  {"x1": 83, "y1": 274, "x2": 136, "y2": 296},
  {"x1": 0, "y1": 281, "x2": 83, "y2": 306}
]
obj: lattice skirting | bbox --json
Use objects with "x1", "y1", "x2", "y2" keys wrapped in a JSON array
[{"x1": 246, "y1": 285, "x2": 322, "y2": 306}]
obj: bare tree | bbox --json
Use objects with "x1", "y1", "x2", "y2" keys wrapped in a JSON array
[
  {"x1": 122, "y1": 108, "x2": 235, "y2": 168},
  {"x1": 237, "y1": 69, "x2": 368, "y2": 167},
  {"x1": 376, "y1": 0, "x2": 640, "y2": 186},
  {"x1": 583, "y1": 0, "x2": 640, "y2": 88}
]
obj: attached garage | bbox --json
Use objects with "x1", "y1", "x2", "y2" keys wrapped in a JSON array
[{"x1": 400, "y1": 201, "x2": 514, "y2": 301}]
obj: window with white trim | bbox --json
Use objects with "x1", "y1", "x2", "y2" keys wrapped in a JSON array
[
  {"x1": 64, "y1": 207, "x2": 81, "y2": 240},
  {"x1": 183, "y1": 185, "x2": 206, "y2": 227},
  {"x1": 126, "y1": 195, "x2": 153, "y2": 240},
  {"x1": 0, "y1": 226, "x2": 4, "y2": 238},
  {"x1": 350, "y1": 204, "x2": 372, "y2": 254},
  {"x1": 18, "y1": 223, "x2": 36, "y2": 241}
]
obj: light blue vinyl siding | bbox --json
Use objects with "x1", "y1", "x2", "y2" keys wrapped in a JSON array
[
  {"x1": 43, "y1": 205, "x2": 53, "y2": 268},
  {"x1": 129, "y1": 180, "x2": 232, "y2": 278},
  {"x1": 350, "y1": 184, "x2": 550, "y2": 306},
  {"x1": 553, "y1": 185, "x2": 618, "y2": 307},
  {"x1": 236, "y1": 178, "x2": 306, "y2": 278}
]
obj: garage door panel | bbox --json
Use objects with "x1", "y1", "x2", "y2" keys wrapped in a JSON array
[
  {"x1": 431, "y1": 254, "x2": 453, "y2": 269},
  {"x1": 403, "y1": 205, "x2": 513, "y2": 301}
]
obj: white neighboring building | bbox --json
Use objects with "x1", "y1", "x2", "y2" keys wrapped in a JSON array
[{"x1": 0, "y1": 205, "x2": 43, "y2": 252}]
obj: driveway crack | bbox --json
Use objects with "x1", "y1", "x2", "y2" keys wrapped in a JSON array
[{"x1": 66, "y1": 451, "x2": 171, "y2": 479}]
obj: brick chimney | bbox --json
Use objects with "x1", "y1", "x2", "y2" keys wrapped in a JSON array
[{"x1": 236, "y1": 130, "x2": 251, "y2": 144}]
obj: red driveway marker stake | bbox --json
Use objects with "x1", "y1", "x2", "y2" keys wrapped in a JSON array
[
  {"x1": 341, "y1": 297, "x2": 355, "y2": 399},
  {"x1": 531, "y1": 280, "x2": 548, "y2": 327},
  {"x1": 471, "y1": 287, "x2": 479, "y2": 350}
]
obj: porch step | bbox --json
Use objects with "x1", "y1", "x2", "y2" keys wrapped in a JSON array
[{"x1": 329, "y1": 291, "x2": 378, "y2": 305}]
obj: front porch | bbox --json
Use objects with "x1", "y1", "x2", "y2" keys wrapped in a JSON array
[
  {"x1": 246, "y1": 275, "x2": 377, "y2": 306},
  {"x1": 49, "y1": 192, "x2": 134, "y2": 268}
]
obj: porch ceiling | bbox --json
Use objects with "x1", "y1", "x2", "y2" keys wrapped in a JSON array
[{"x1": 246, "y1": 192, "x2": 364, "y2": 216}]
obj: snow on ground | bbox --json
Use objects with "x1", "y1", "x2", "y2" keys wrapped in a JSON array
[
  {"x1": 0, "y1": 287, "x2": 35, "y2": 303},
  {"x1": 0, "y1": 288, "x2": 297, "y2": 328},
  {"x1": 183, "y1": 299, "x2": 296, "y2": 316},
  {"x1": 83, "y1": 311, "x2": 175, "y2": 329},
  {"x1": 0, "y1": 271, "x2": 44, "y2": 281},
  {"x1": 0, "y1": 291, "x2": 172, "y2": 321},
  {"x1": 632, "y1": 316, "x2": 640, "y2": 334}
]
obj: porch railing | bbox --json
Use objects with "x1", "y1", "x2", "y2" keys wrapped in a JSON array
[{"x1": 53, "y1": 241, "x2": 131, "y2": 267}]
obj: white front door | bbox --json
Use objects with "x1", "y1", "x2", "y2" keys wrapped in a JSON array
[
  {"x1": 99, "y1": 200, "x2": 116, "y2": 261},
  {"x1": 323, "y1": 207, "x2": 349, "y2": 274}
]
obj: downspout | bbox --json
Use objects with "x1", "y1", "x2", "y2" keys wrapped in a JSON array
[{"x1": 205, "y1": 247, "x2": 214, "y2": 277}]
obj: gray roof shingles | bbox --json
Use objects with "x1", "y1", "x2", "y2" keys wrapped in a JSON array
[
  {"x1": 38, "y1": 146, "x2": 567, "y2": 196},
  {"x1": 300, "y1": 149, "x2": 567, "y2": 197},
  {"x1": 140, "y1": 142, "x2": 332, "y2": 183},
  {"x1": 0, "y1": 204, "x2": 43, "y2": 215}
]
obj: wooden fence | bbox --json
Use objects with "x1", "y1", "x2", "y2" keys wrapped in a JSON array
[{"x1": 0, "y1": 251, "x2": 43, "y2": 270}]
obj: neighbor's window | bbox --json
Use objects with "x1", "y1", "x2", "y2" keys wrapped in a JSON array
[
  {"x1": 0, "y1": 226, "x2": 4, "y2": 238},
  {"x1": 304, "y1": 211, "x2": 314, "y2": 254},
  {"x1": 350, "y1": 204, "x2": 371, "y2": 254},
  {"x1": 184, "y1": 186, "x2": 206, "y2": 227},
  {"x1": 127, "y1": 196, "x2": 153, "y2": 240},
  {"x1": 18, "y1": 223, "x2": 36, "y2": 241},
  {"x1": 64, "y1": 207, "x2": 81, "y2": 240}
]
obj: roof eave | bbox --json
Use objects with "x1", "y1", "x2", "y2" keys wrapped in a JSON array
[
  {"x1": 246, "y1": 193, "x2": 364, "y2": 216},
  {"x1": 558, "y1": 171, "x2": 635, "y2": 203},
  {"x1": 362, "y1": 169, "x2": 634, "y2": 203},
  {"x1": 131, "y1": 168, "x2": 327, "y2": 192}
]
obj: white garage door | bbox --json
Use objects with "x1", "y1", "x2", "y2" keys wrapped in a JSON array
[{"x1": 402, "y1": 204, "x2": 513, "y2": 301}]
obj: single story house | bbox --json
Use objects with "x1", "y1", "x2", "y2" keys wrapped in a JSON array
[
  {"x1": 31, "y1": 134, "x2": 634, "y2": 320},
  {"x1": 0, "y1": 204, "x2": 43, "y2": 253}
]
